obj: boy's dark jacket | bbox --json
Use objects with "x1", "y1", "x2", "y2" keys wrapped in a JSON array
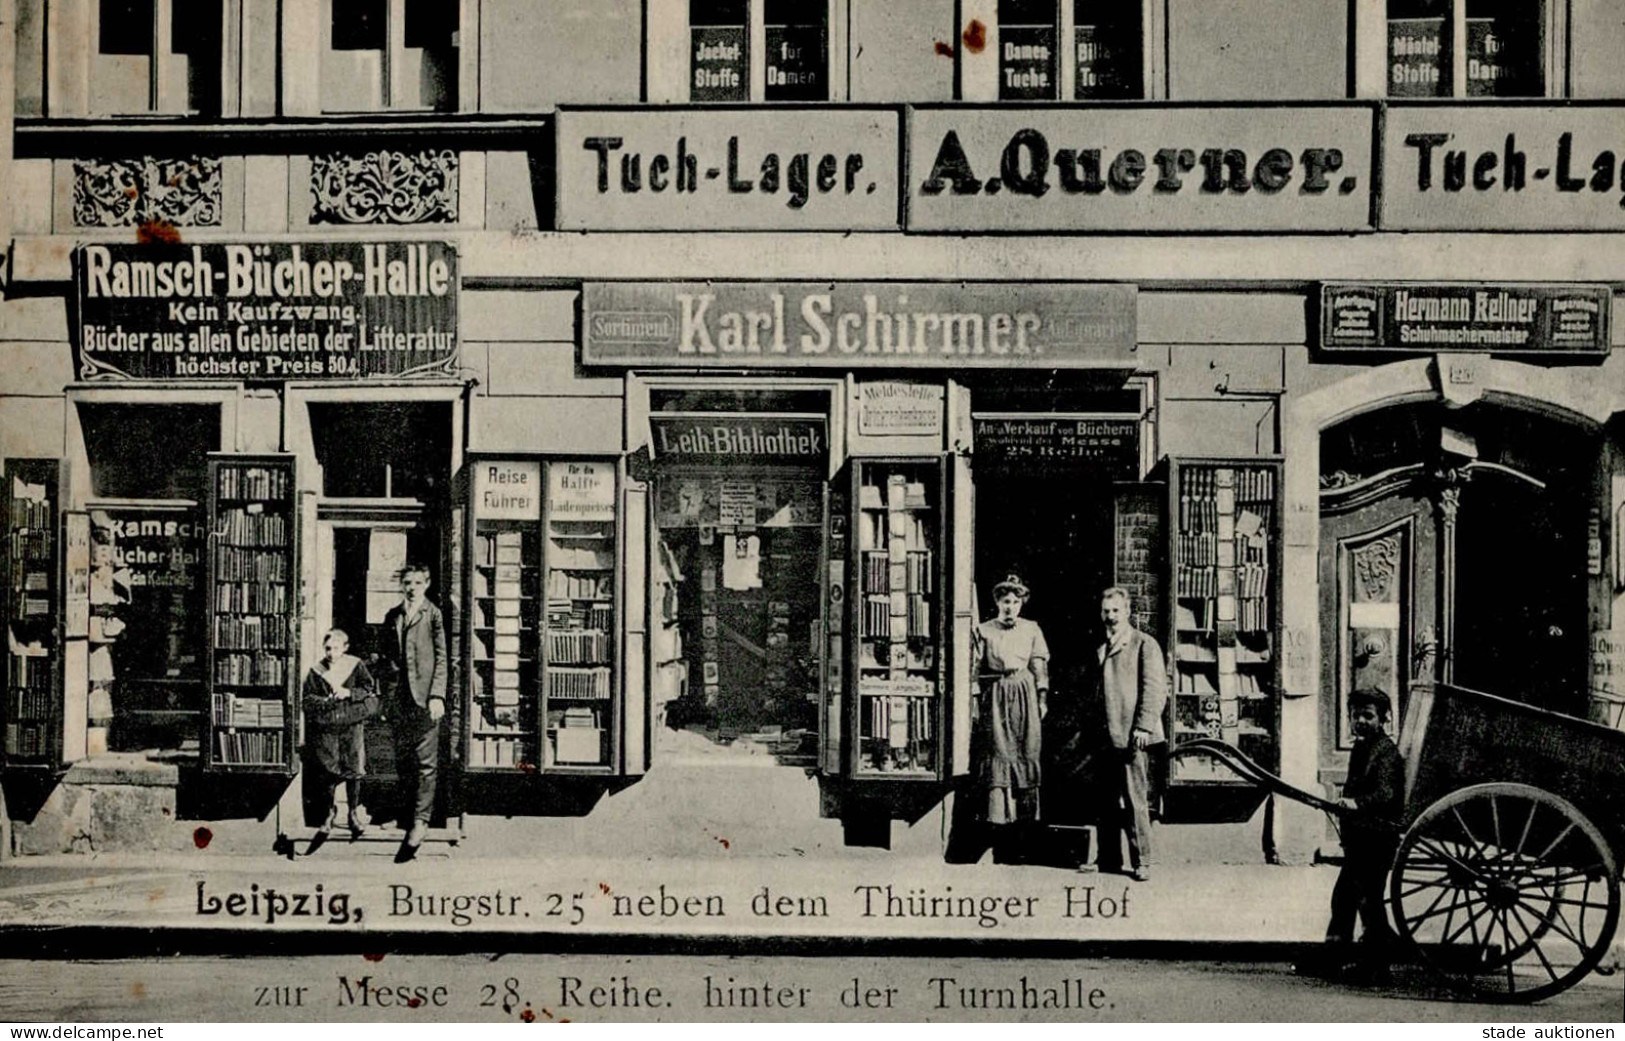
[{"x1": 1341, "y1": 730, "x2": 1405, "y2": 846}]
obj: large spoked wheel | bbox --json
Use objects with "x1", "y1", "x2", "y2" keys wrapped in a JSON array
[{"x1": 1389, "y1": 782, "x2": 1620, "y2": 1003}]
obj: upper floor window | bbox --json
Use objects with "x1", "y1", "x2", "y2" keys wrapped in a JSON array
[
  {"x1": 320, "y1": 0, "x2": 458, "y2": 112},
  {"x1": 655, "y1": 0, "x2": 837, "y2": 102},
  {"x1": 1386, "y1": 0, "x2": 1544, "y2": 96},
  {"x1": 981, "y1": 0, "x2": 1146, "y2": 101},
  {"x1": 92, "y1": 0, "x2": 223, "y2": 115}
]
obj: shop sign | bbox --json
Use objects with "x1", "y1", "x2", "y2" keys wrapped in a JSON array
[
  {"x1": 548, "y1": 461, "x2": 616, "y2": 523},
  {"x1": 1318, "y1": 282, "x2": 1612, "y2": 357},
  {"x1": 584, "y1": 282, "x2": 1137, "y2": 369},
  {"x1": 650, "y1": 416, "x2": 826, "y2": 463},
  {"x1": 906, "y1": 105, "x2": 1375, "y2": 232},
  {"x1": 857, "y1": 382, "x2": 944, "y2": 436},
  {"x1": 73, "y1": 242, "x2": 458, "y2": 382},
  {"x1": 972, "y1": 415, "x2": 1141, "y2": 477},
  {"x1": 1382, "y1": 106, "x2": 1625, "y2": 230},
  {"x1": 474, "y1": 461, "x2": 541, "y2": 522},
  {"x1": 555, "y1": 108, "x2": 901, "y2": 231}
]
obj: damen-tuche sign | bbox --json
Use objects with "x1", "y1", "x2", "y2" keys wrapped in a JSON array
[
  {"x1": 72, "y1": 241, "x2": 458, "y2": 382},
  {"x1": 582, "y1": 282, "x2": 1138, "y2": 369}
]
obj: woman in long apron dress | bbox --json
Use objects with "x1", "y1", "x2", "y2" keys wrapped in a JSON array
[
  {"x1": 302, "y1": 628, "x2": 375, "y2": 841},
  {"x1": 972, "y1": 573, "x2": 1050, "y2": 862}
]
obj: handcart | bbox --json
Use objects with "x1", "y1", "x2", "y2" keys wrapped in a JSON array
[{"x1": 1171, "y1": 682, "x2": 1624, "y2": 1003}]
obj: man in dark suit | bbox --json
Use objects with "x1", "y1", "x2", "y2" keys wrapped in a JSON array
[
  {"x1": 383, "y1": 562, "x2": 446, "y2": 861},
  {"x1": 1081, "y1": 586, "x2": 1168, "y2": 881}
]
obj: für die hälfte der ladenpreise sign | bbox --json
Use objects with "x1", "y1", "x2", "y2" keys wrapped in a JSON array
[
  {"x1": 1319, "y1": 282, "x2": 1612, "y2": 357},
  {"x1": 74, "y1": 242, "x2": 457, "y2": 381}
]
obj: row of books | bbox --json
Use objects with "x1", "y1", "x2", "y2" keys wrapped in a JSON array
[
  {"x1": 9, "y1": 529, "x2": 50, "y2": 562},
  {"x1": 1234, "y1": 563, "x2": 1270, "y2": 599},
  {"x1": 213, "y1": 614, "x2": 289, "y2": 651},
  {"x1": 1177, "y1": 532, "x2": 1219, "y2": 567},
  {"x1": 860, "y1": 550, "x2": 934, "y2": 595},
  {"x1": 215, "y1": 581, "x2": 289, "y2": 614},
  {"x1": 548, "y1": 629, "x2": 611, "y2": 664},
  {"x1": 9, "y1": 496, "x2": 51, "y2": 532},
  {"x1": 211, "y1": 693, "x2": 287, "y2": 728},
  {"x1": 1176, "y1": 566, "x2": 1219, "y2": 599},
  {"x1": 1238, "y1": 597, "x2": 1270, "y2": 633},
  {"x1": 550, "y1": 602, "x2": 615, "y2": 632},
  {"x1": 468, "y1": 735, "x2": 533, "y2": 768},
  {"x1": 857, "y1": 478, "x2": 930, "y2": 512},
  {"x1": 860, "y1": 594, "x2": 931, "y2": 639},
  {"x1": 7, "y1": 652, "x2": 50, "y2": 690},
  {"x1": 215, "y1": 652, "x2": 288, "y2": 686},
  {"x1": 5, "y1": 721, "x2": 47, "y2": 757},
  {"x1": 546, "y1": 666, "x2": 612, "y2": 700},
  {"x1": 1231, "y1": 468, "x2": 1275, "y2": 503},
  {"x1": 215, "y1": 729, "x2": 285, "y2": 766},
  {"x1": 856, "y1": 511, "x2": 932, "y2": 553},
  {"x1": 215, "y1": 546, "x2": 288, "y2": 582},
  {"x1": 218, "y1": 466, "x2": 290, "y2": 502},
  {"x1": 217, "y1": 509, "x2": 287, "y2": 547},
  {"x1": 10, "y1": 687, "x2": 52, "y2": 718},
  {"x1": 863, "y1": 695, "x2": 933, "y2": 753},
  {"x1": 473, "y1": 531, "x2": 527, "y2": 568},
  {"x1": 547, "y1": 571, "x2": 613, "y2": 600},
  {"x1": 547, "y1": 542, "x2": 614, "y2": 570},
  {"x1": 1176, "y1": 666, "x2": 1269, "y2": 696}
]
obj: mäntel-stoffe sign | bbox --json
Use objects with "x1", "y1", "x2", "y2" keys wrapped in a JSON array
[
  {"x1": 73, "y1": 241, "x2": 458, "y2": 381},
  {"x1": 1319, "y1": 282, "x2": 1612, "y2": 357},
  {"x1": 582, "y1": 282, "x2": 1138, "y2": 369},
  {"x1": 907, "y1": 105, "x2": 1376, "y2": 232},
  {"x1": 556, "y1": 108, "x2": 901, "y2": 231}
]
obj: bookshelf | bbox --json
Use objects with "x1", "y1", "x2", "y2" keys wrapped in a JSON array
[
  {"x1": 848, "y1": 458, "x2": 945, "y2": 778},
  {"x1": 1164, "y1": 457, "x2": 1283, "y2": 787},
  {"x1": 4, "y1": 460, "x2": 60, "y2": 770},
  {"x1": 463, "y1": 456, "x2": 619, "y2": 775},
  {"x1": 204, "y1": 454, "x2": 298, "y2": 773}
]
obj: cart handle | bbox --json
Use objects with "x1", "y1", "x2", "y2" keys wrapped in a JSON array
[{"x1": 1169, "y1": 738, "x2": 1346, "y2": 816}]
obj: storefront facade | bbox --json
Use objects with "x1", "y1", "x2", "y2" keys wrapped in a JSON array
[{"x1": 4, "y1": 1, "x2": 1625, "y2": 864}]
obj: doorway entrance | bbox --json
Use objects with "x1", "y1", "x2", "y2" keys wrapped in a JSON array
[{"x1": 1318, "y1": 402, "x2": 1594, "y2": 769}]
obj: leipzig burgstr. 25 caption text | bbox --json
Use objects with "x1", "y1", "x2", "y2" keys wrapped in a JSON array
[{"x1": 197, "y1": 880, "x2": 1134, "y2": 929}]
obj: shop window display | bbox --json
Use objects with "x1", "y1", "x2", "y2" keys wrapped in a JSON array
[{"x1": 1387, "y1": 0, "x2": 1543, "y2": 97}]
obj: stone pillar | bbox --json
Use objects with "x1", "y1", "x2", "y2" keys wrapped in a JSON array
[{"x1": 12, "y1": 754, "x2": 180, "y2": 855}]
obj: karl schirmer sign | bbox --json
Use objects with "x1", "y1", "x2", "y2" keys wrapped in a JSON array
[
  {"x1": 583, "y1": 282, "x2": 1138, "y2": 369},
  {"x1": 1319, "y1": 282, "x2": 1612, "y2": 357},
  {"x1": 74, "y1": 242, "x2": 458, "y2": 381}
]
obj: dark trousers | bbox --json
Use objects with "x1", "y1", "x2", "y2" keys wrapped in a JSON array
[
  {"x1": 393, "y1": 704, "x2": 440, "y2": 827},
  {"x1": 1327, "y1": 838, "x2": 1398, "y2": 960},
  {"x1": 1095, "y1": 746, "x2": 1153, "y2": 870}
]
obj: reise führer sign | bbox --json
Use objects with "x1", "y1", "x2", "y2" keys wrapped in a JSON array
[
  {"x1": 1319, "y1": 282, "x2": 1612, "y2": 357},
  {"x1": 73, "y1": 242, "x2": 458, "y2": 381},
  {"x1": 583, "y1": 282, "x2": 1137, "y2": 369}
]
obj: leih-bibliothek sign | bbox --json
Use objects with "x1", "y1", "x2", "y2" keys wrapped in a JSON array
[{"x1": 73, "y1": 242, "x2": 458, "y2": 381}]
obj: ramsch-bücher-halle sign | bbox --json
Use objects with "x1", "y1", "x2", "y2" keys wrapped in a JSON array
[{"x1": 73, "y1": 242, "x2": 458, "y2": 382}]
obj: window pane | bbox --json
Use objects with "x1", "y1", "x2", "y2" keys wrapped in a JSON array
[
  {"x1": 1073, "y1": 0, "x2": 1141, "y2": 99},
  {"x1": 100, "y1": 0, "x2": 152, "y2": 54},
  {"x1": 404, "y1": 0, "x2": 458, "y2": 49},
  {"x1": 690, "y1": 0, "x2": 748, "y2": 101},
  {"x1": 1466, "y1": 0, "x2": 1542, "y2": 96},
  {"x1": 764, "y1": 1, "x2": 827, "y2": 101},
  {"x1": 1387, "y1": 0, "x2": 1448, "y2": 97},
  {"x1": 332, "y1": 0, "x2": 387, "y2": 51},
  {"x1": 172, "y1": 0, "x2": 222, "y2": 115},
  {"x1": 79, "y1": 403, "x2": 217, "y2": 501},
  {"x1": 999, "y1": 0, "x2": 1058, "y2": 100}
]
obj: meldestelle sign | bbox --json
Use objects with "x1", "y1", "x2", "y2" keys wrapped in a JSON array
[
  {"x1": 1382, "y1": 105, "x2": 1625, "y2": 230},
  {"x1": 555, "y1": 108, "x2": 901, "y2": 231},
  {"x1": 73, "y1": 242, "x2": 458, "y2": 381},
  {"x1": 1319, "y1": 282, "x2": 1612, "y2": 357},
  {"x1": 906, "y1": 105, "x2": 1376, "y2": 232},
  {"x1": 582, "y1": 282, "x2": 1138, "y2": 369}
]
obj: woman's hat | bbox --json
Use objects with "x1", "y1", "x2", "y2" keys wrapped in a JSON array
[{"x1": 991, "y1": 573, "x2": 1029, "y2": 599}]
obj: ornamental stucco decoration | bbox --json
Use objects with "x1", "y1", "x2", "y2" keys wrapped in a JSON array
[
  {"x1": 310, "y1": 149, "x2": 459, "y2": 225},
  {"x1": 73, "y1": 156, "x2": 222, "y2": 227}
]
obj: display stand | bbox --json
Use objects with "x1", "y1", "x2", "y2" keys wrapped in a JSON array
[
  {"x1": 3, "y1": 459, "x2": 61, "y2": 770},
  {"x1": 848, "y1": 458, "x2": 946, "y2": 779},
  {"x1": 204, "y1": 454, "x2": 298, "y2": 774},
  {"x1": 1164, "y1": 457, "x2": 1284, "y2": 790}
]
